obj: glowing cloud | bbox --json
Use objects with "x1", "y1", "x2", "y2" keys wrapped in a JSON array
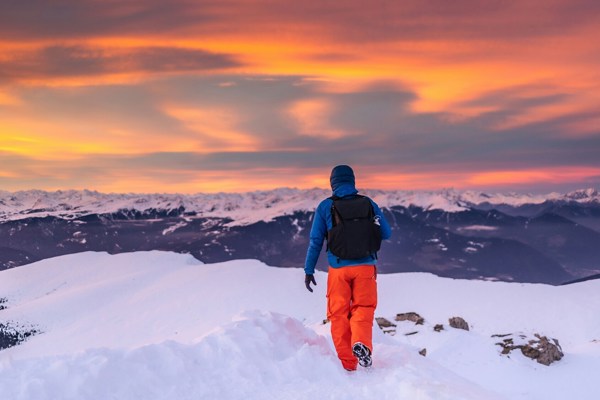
[{"x1": 0, "y1": 0, "x2": 599, "y2": 192}]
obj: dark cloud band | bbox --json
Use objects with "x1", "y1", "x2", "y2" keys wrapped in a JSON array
[
  {"x1": 0, "y1": 45, "x2": 241, "y2": 81},
  {"x1": 2, "y1": 0, "x2": 599, "y2": 42}
]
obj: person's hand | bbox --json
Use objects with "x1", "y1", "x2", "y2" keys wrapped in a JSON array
[{"x1": 305, "y1": 274, "x2": 317, "y2": 292}]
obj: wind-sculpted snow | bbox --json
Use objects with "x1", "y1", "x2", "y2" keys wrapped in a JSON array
[
  {"x1": 0, "y1": 252, "x2": 599, "y2": 399},
  {"x1": 1, "y1": 187, "x2": 598, "y2": 226},
  {"x1": 0, "y1": 312, "x2": 503, "y2": 400}
]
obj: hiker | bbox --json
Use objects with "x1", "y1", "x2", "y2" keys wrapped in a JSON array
[{"x1": 304, "y1": 165, "x2": 391, "y2": 371}]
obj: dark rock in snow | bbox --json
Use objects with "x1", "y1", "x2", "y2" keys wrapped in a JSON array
[
  {"x1": 375, "y1": 317, "x2": 396, "y2": 328},
  {"x1": 493, "y1": 333, "x2": 564, "y2": 366},
  {"x1": 523, "y1": 335, "x2": 564, "y2": 366},
  {"x1": 395, "y1": 312, "x2": 425, "y2": 325},
  {"x1": 375, "y1": 317, "x2": 397, "y2": 335},
  {"x1": 434, "y1": 324, "x2": 444, "y2": 332},
  {"x1": 449, "y1": 316, "x2": 469, "y2": 331},
  {"x1": 0, "y1": 321, "x2": 40, "y2": 351}
]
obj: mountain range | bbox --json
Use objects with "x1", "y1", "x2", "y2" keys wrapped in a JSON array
[{"x1": 1, "y1": 188, "x2": 600, "y2": 284}]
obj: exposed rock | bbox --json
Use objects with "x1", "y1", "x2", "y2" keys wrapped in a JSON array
[
  {"x1": 449, "y1": 316, "x2": 469, "y2": 331},
  {"x1": 525, "y1": 335, "x2": 563, "y2": 366},
  {"x1": 375, "y1": 317, "x2": 397, "y2": 335},
  {"x1": 493, "y1": 333, "x2": 564, "y2": 366},
  {"x1": 419, "y1": 348, "x2": 427, "y2": 356},
  {"x1": 434, "y1": 324, "x2": 444, "y2": 332},
  {"x1": 375, "y1": 317, "x2": 396, "y2": 328},
  {"x1": 405, "y1": 331, "x2": 419, "y2": 336},
  {"x1": 1, "y1": 322, "x2": 40, "y2": 351},
  {"x1": 395, "y1": 312, "x2": 425, "y2": 325},
  {"x1": 492, "y1": 333, "x2": 520, "y2": 355},
  {"x1": 0, "y1": 298, "x2": 7, "y2": 311}
]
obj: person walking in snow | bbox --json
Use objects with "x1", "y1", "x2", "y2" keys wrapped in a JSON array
[{"x1": 304, "y1": 165, "x2": 391, "y2": 371}]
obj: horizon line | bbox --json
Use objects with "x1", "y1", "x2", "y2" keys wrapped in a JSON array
[{"x1": 1, "y1": 186, "x2": 599, "y2": 197}]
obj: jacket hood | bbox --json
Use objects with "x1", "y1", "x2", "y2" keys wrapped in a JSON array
[{"x1": 330, "y1": 165, "x2": 358, "y2": 197}]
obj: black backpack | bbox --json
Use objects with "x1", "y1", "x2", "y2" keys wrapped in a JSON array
[{"x1": 327, "y1": 195, "x2": 382, "y2": 260}]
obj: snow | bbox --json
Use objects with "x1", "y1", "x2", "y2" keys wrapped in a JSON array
[
  {"x1": 1, "y1": 251, "x2": 599, "y2": 400},
  {"x1": 162, "y1": 221, "x2": 188, "y2": 235},
  {"x1": 458, "y1": 225, "x2": 499, "y2": 231},
  {"x1": 1, "y1": 187, "x2": 599, "y2": 226}
]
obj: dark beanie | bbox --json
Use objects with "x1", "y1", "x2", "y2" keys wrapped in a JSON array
[{"x1": 330, "y1": 165, "x2": 355, "y2": 190}]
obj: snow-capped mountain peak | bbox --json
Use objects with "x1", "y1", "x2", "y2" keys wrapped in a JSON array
[
  {"x1": 564, "y1": 188, "x2": 600, "y2": 201},
  {"x1": 1, "y1": 187, "x2": 598, "y2": 226}
]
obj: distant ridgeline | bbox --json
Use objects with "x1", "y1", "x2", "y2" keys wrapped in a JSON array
[{"x1": 1, "y1": 188, "x2": 600, "y2": 285}]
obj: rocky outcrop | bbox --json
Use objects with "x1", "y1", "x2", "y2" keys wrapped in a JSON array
[
  {"x1": 395, "y1": 312, "x2": 425, "y2": 325},
  {"x1": 0, "y1": 298, "x2": 39, "y2": 351},
  {"x1": 493, "y1": 333, "x2": 564, "y2": 366},
  {"x1": 375, "y1": 312, "x2": 564, "y2": 365},
  {"x1": 449, "y1": 316, "x2": 469, "y2": 331},
  {"x1": 0, "y1": 321, "x2": 40, "y2": 351},
  {"x1": 377, "y1": 312, "x2": 564, "y2": 367},
  {"x1": 375, "y1": 317, "x2": 397, "y2": 335}
]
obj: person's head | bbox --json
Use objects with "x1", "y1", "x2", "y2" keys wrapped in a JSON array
[{"x1": 330, "y1": 165, "x2": 355, "y2": 191}]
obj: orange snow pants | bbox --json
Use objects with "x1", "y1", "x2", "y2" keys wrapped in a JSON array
[{"x1": 327, "y1": 265, "x2": 377, "y2": 370}]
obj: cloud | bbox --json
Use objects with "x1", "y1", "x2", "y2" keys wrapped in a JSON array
[
  {"x1": 2, "y1": 1, "x2": 599, "y2": 43},
  {"x1": 457, "y1": 85, "x2": 572, "y2": 110},
  {"x1": 1, "y1": 1, "x2": 598, "y2": 193},
  {"x1": 155, "y1": 75, "x2": 321, "y2": 149},
  {"x1": 3, "y1": 148, "x2": 600, "y2": 194},
  {"x1": 0, "y1": 45, "x2": 241, "y2": 82},
  {"x1": 1, "y1": 71, "x2": 599, "y2": 192},
  {"x1": 4, "y1": 74, "x2": 599, "y2": 167},
  {"x1": 0, "y1": 0, "x2": 205, "y2": 39}
]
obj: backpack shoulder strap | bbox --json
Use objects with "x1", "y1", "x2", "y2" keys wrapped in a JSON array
[{"x1": 329, "y1": 195, "x2": 341, "y2": 227}]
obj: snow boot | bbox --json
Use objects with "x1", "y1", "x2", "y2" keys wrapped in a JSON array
[{"x1": 352, "y1": 342, "x2": 372, "y2": 368}]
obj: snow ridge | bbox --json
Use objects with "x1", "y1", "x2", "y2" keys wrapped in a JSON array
[{"x1": 1, "y1": 251, "x2": 599, "y2": 400}]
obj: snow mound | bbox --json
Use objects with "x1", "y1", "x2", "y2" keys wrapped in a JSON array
[
  {"x1": 1, "y1": 251, "x2": 599, "y2": 399},
  {"x1": 0, "y1": 310, "x2": 502, "y2": 400}
]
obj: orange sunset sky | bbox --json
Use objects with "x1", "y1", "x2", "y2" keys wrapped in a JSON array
[{"x1": 1, "y1": 0, "x2": 599, "y2": 193}]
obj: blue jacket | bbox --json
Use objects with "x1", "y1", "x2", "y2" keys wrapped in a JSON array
[{"x1": 304, "y1": 182, "x2": 392, "y2": 275}]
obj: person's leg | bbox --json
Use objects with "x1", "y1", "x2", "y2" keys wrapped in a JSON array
[
  {"x1": 327, "y1": 266, "x2": 356, "y2": 370},
  {"x1": 349, "y1": 265, "x2": 377, "y2": 354}
]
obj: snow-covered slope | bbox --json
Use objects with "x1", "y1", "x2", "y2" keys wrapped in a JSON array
[
  {"x1": 1, "y1": 252, "x2": 598, "y2": 400},
  {"x1": 1, "y1": 188, "x2": 599, "y2": 225}
]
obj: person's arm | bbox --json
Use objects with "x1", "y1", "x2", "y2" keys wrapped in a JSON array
[
  {"x1": 371, "y1": 201, "x2": 392, "y2": 240},
  {"x1": 304, "y1": 201, "x2": 328, "y2": 275}
]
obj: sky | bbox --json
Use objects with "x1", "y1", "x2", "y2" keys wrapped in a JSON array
[{"x1": 1, "y1": 0, "x2": 599, "y2": 194}]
